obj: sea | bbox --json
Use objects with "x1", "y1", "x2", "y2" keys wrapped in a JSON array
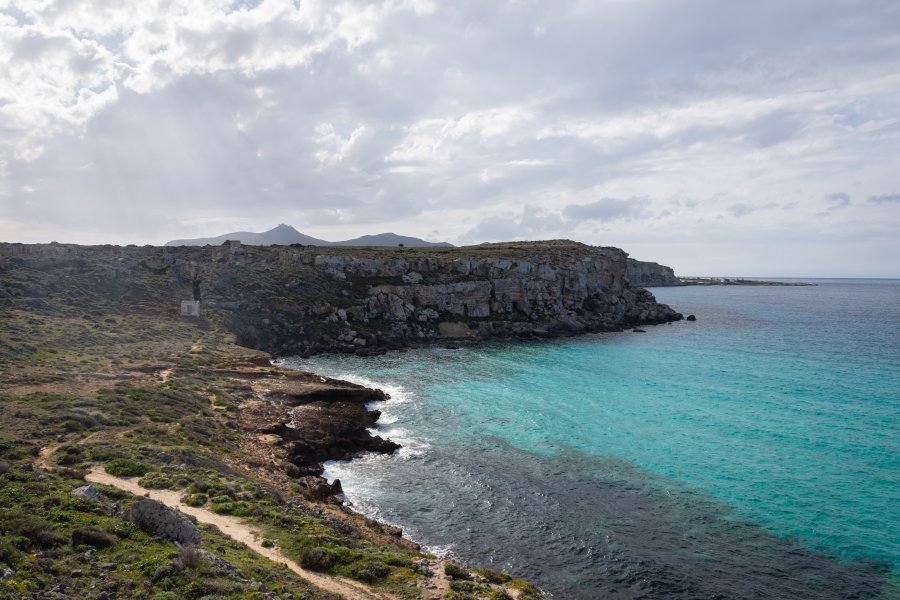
[{"x1": 279, "y1": 279, "x2": 900, "y2": 599}]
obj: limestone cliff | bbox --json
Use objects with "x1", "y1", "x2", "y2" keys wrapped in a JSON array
[
  {"x1": 626, "y1": 258, "x2": 681, "y2": 287},
  {"x1": 0, "y1": 240, "x2": 683, "y2": 356}
]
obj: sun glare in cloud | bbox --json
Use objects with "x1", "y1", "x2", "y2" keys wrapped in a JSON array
[{"x1": 0, "y1": 0, "x2": 899, "y2": 276}]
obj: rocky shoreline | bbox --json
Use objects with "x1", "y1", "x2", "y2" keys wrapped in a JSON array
[
  {"x1": 0, "y1": 239, "x2": 687, "y2": 511},
  {"x1": 675, "y1": 277, "x2": 816, "y2": 286}
]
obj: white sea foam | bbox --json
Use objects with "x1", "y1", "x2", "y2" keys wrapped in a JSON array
[{"x1": 325, "y1": 374, "x2": 430, "y2": 457}]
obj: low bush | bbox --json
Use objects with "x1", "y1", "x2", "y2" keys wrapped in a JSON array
[
  {"x1": 298, "y1": 546, "x2": 334, "y2": 571},
  {"x1": 182, "y1": 493, "x2": 207, "y2": 507},
  {"x1": 445, "y1": 562, "x2": 471, "y2": 580},
  {"x1": 71, "y1": 526, "x2": 115, "y2": 549},
  {"x1": 172, "y1": 544, "x2": 204, "y2": 571},
  {"x1": 449, "y1": 580, "x2": 477, "y2": 593},
  {"x1": 475, "y1": 567, "x2": 511, "y2": 584},
  {"x1": 56, "y1": 446, "x2": 83, "y2": 466},
  {"x1": 210, "y1": 500, "x2": 253, "y2": 517},
  {"x1": 138, "y1": 471, "x2": 176, "y2": 489},
  {"x1": 347, "y1": 558, "x2": 390, "y2": 583},
  {"x1": 105, "y1": 457, "x2": 149, "y2": 477}
]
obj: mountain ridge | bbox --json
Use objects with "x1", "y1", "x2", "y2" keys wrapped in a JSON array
[{"x1": 166, "y1": 224, "x2": 453, "y2": 248}]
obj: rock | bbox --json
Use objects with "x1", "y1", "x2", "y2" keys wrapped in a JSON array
[
  {"x1": 686, "y1": 314, "x2": 697, "y2": 321},
  {"x1": 124, "y1": 498, "x2": 201, "y2": 544},
  {"x1": 438, "y1": 321, "x2": 472, "y2": 338},
  {"x1": 197, "y1": 549, "x2": 237, "y2": 575},
  {"x1": 71, "y1": 484, "x2": 101, "y2": 502},
  {"x1": 0, "y1": 567, "x2": 14, "y2": 580}
]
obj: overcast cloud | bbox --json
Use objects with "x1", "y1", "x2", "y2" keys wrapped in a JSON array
[{"x1": 1, "y1": 0, "x2": 899, "y2": 276}]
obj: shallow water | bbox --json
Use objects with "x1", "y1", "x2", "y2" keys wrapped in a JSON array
[{"x1": 283, "y1": 279, "x2": 900, "y2": 599}]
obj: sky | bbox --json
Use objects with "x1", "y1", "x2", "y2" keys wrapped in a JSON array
[{"x1": 1, "y1": 0, "x2": 899, "y2": 277}]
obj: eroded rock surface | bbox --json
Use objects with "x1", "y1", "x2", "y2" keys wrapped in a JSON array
[
  {"x1": 0, "y1": 240, "x2": 684, "y2": 356},
  {"x1": 125, "y1": 498, "x2": 202, "y2": 544},
  {"x1": 237, "y1": 370, "x2": 398, "y2": 479}
]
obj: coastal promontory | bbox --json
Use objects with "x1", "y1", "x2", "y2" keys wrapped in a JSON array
[{"x1": 1, "y1": 240, "x2": 683, "y2": 358}]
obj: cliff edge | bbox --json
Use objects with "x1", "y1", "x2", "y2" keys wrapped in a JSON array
[
  {"x1": 626, "y1": 258, "x2": 681, "y2": 287},
  {"x1": 0, "y1": 240, "x2": 682, "y2": 356}
]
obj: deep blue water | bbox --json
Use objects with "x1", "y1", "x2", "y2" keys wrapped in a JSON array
[{"x1": 282, "y1": 279, "x2": 900, "y2": 599}]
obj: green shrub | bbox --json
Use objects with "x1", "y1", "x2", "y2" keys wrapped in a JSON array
[
  {"x1": 210, "y1": 500, "x2": 253, "y2": 516},
  {"x1": 298, "y1": 546, "x2": 335, "y2": 571},
  {"x1": 56, "y1": 446, "x2": 83, "y2": 466},
  {"x1": 138, "y1": 471, "x2": 176, "y2": 489},
  {"x1": 445, "y1": 562, "x2": 471, "y2": 580},
  {"x1": 347, "y1": 558, "x2": 390, "y2": 583},
  {"x1": 71, "y1": 526, "x2": 115, "y2": 549},
  {"x1": 450, "y1": 580, "x2": 477, "y2": 593},
  {"x1": 182, "y1": 493, "x2": 208, "y2": 507},
  {"x1": 509, "y1": 579, "x2": 543, "y2": 599},
  {"x1": 1, "y1": 516, "x2": 65, "y2": 549},
  {"x1": 105, "y1": 457, "x2": 149, "y2": 477},
  {"x1": 474, "y1": 567, "x2": 511, "y2": 584},
  {"x1": 0, "y1": 538, "x2": 22, "y2": 566}
]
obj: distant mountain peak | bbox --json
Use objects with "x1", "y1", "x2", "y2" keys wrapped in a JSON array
[{"x1": 165, "y1": 225, "x2": 453, "y2": 248}]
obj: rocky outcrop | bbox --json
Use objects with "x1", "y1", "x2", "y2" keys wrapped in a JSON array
[
  {"x1": 274, "y1": 241, "x2": 683, "y2": 355},
  {"x1": 0, "y1": 240, "x2": 684, "y2": 356},
  {"x1": 125, "y1": 498, "x2": 202, "y2": 544},
  {"x1": 240, "y1": 371, "x2": 398, "y2": 477},
  {"x1": 626, "y1": 259, "x2": 680, "y2": 287}
]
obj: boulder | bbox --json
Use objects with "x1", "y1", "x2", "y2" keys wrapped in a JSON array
[
  {"x1": 124, "y1": 498, "x2": 201, "y2": 544},
  {"x1": 71, "y1": 484, "x2": 101, "y2": 502}
]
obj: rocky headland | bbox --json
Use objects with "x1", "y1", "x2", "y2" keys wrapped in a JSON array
[
  {"x1": 0, "y1": 240, "x2": 684, "y2": 358},
  {"x1": 0, "y1": 247, "x2": 547, "y2": 597}
]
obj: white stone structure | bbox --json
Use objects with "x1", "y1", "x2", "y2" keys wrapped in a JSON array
[{"x1": 180, "y1": 300, "x2": 201, "y2": 317}]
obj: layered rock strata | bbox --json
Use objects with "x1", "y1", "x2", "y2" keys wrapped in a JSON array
[
  {"x1": 625, "y1": 258, "x2": 681, "y2": 287},
  {"x1": 0, "y1": 240, "x2": 683, "y2": 356}
]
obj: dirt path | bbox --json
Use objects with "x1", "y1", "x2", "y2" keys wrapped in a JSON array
[
  {"x1": 36, "y1": 442, "x2": 65, "y2": 471},
  {"x1": 36, "y1": 428, "x2": 137, "y2": 471},
  {"x1": 84, "y1": 466, "x2": 392, "y2": 600}
]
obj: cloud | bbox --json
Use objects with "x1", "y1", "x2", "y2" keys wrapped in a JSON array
[
  {"x1": 727, "y1": 202, "x2": 778, "y2": 218},
  {"x1": 563, "y1": 197, "x2": 651, "y2": 222},
  {"x1": 1, "y1": 1, "x2": 899, "y2": 275},
  {"x1": 824, "y1": 192, "x2": 851, "y2": 210},
  {"x1": 869, "y1": 193, "x2": 900, "y2": 204},
  {"x1": 457, "y1": 205, "x2": 566, "y2": 244}
]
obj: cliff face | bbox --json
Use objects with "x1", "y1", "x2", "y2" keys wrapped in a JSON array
[
  {"x1": 0, "y1": 240, "x2": 683, "y2": 356},
  {"x1": 626, "y1": 258, "x2": 681, "y2": 287},
  {"x1": 300, "y1": 242, "x2": 681, "y2": 349}
]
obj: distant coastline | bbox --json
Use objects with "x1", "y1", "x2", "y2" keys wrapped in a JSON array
[{"x1": 675, "y1": 277, "x2": 817, "y2": 287}]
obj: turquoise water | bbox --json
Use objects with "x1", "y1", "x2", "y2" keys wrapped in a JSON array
[{"x1": 284, "y1": 280, "x2": 900, "y2": 598}]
